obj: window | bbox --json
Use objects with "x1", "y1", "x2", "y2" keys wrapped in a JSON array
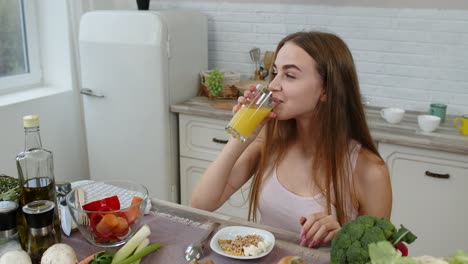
[{"x1": 0, "y1": 0, "x2": 41, "y2": 92}]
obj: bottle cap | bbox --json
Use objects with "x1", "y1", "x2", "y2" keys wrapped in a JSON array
[
  {"x1": 23, "y1": 115, "x2": 40, "y2": 128},
  {"x1": 22, "y1": 200, "x2": 55, "y2": 228},
  {"x1": 0, "y1": 201, "x2": 18, "y2": 234}
]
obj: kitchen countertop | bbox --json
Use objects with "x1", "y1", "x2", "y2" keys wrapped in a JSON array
[{"x1": 171, "y1": 97, "x2": 468, "y2": 155}]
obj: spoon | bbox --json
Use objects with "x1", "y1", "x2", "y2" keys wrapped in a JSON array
[{"x1": 184, "y1": 222, "x2": 219, "y2": 262}]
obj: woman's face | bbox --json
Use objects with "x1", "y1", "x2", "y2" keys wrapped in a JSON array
[{"x1": 269, "y1": 42, "x2": 325, "y2": 121}]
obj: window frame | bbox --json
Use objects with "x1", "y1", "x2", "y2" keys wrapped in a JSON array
[{"x1": 0, "y1": 0, "x2": 42, "y2": 92}]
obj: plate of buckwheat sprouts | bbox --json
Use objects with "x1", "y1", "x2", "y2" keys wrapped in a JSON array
[{"x1": 210, "y1": 226, "x2": 275, "y2": 260}]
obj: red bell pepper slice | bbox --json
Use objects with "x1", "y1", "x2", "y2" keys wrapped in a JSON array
[{"x1": 82, "y1": 195, "x2": 120, "y2": 212}]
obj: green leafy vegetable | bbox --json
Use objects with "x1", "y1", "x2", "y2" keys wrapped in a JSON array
[
  {"x1": 205, "y1": 69, "x2": 224, "y2": 97},
  {"x1": 0, "y1": 174, "x2": 20, "y2": 202},
  {"x1": 368, "y1": 241, "x2": 415, "y2": 264},
  {"x1": 392, "y1": 225, "x2": 417, "y2": 245},
  {"x1": 331, "y1": 215, "x2": 417, "y2": 264},
  {"x1": 89, "y1": 252, "x2": 115, "y2": 264}
]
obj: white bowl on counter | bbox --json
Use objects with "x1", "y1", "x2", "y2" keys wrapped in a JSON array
[
  {"x1": 418, "y1": 115, "x2": 441, "y2": 132},
  {"x1": 380, "y1": 107, "x2": 405, "y2": 124}
]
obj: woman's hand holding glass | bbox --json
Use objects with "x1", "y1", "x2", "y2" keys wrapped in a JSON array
[
  {"x1": 299, "y1": 212, "x2": 341, "y2": 248},
  {"x1": 226, "y1": 84, "x2": 276, "y2": 142}
]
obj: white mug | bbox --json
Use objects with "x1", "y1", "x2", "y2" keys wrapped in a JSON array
[
  {"x1": 380, "y1": 108, "x2": 405, "y2": 124},
  {"x1": 418, "y1": 115, "x2": 441, "y2": 132}
]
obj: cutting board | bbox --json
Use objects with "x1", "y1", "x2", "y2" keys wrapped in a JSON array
[{"x1": 210, "y1": 101, "x2": 236, "y2": 111}]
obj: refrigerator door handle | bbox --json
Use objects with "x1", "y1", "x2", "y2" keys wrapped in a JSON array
[{"x1": 80, "y1": 88, "x2": 105, "y2": 98}]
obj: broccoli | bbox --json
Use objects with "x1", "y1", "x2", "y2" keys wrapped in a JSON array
[
  {"x1": 0, "y1": 174, "x2": 20, "y2": 202},
  {"x1": 331, "y1": 215, "x2": 417, "y2": 264}
]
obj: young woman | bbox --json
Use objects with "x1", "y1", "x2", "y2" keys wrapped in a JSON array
[{"x1": 191, "y1": 31, "x2": 392, "y2": 248}]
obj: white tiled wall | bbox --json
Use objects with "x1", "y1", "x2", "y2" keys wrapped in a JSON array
[{"x1": 151, "y1": 1, "x2": 468, "y2": 115}]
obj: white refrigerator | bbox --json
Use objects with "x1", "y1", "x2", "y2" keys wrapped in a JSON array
[{"x1": 78, "y1": 10, "x2": 208, "y2": 203}]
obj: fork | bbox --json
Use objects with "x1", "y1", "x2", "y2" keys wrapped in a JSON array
[{"x1": 74, "y1": 188, "x2": 90, "y2": 225}]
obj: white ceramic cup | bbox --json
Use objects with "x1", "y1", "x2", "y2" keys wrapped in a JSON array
[
  {"x1": 380, "y1": 108, "x2": 405, "y2": 124},
  {"x1": 418, "y1": 115, "x2": 441, "y2": 132}
]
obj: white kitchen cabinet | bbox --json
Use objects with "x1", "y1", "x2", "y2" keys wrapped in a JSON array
[
  {"x1": 379, "y1": 143, "x2": 468, "y2": 257},
  {"x1": 178, "y1": 114, "x2": 251, "y2": 219}
]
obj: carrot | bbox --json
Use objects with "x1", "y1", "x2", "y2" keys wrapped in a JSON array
[
  {"x1": 78, "y1": 251, "x2": 103, "y2": 264},
  {"x1": 96, "y1": 213, "x2": 119, "y2": 235},
  {"x1": 124, "y1": 196, "x2": 144, "y2": 224}
]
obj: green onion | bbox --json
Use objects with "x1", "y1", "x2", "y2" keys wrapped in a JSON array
[{"x1": 115, "y1": 243, "x2": 161, "y2": 264}]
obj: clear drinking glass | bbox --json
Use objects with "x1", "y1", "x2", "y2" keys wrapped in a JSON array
[{"x1": 225, "y1": 84, "x2": 273, "y2": 142}]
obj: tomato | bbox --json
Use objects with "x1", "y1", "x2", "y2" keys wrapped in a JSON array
[{"x1": 82, "y1": 195, "x2": 120, "y2": 211}]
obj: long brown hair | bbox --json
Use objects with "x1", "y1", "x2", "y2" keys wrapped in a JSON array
[{"x1": 248, "y1": 31, "x2": 381, "y2": 225}]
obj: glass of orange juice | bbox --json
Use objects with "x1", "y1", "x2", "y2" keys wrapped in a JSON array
[{"x1": 225, "y1": 84, "x2": 272, "y2": 142}]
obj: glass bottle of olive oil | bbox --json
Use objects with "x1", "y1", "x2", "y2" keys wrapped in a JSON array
[{"x1": 16, "y1": 115, "x2": 61, "y2": 249}]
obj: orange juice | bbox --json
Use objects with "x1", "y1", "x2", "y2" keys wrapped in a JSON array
[{"x1": 227, "y1": 106, "x2": 271, "y2": 141}]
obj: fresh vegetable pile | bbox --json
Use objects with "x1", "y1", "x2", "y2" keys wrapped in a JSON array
[
  {"x1": 0, "y1": 174, "x2": 20, "y2": 202},
  {"x1": 331, "y1": 215, "x2": 417, "y2": 264},
  {"x1": 82, "y1": 195, "x2": 143, "y2": 243}
]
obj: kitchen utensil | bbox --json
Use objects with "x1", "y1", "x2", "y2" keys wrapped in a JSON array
[
  {"x1": 73, "y1": 188, "x2": 88, "y2": 226},
  {"x1": 57, "y1": 182, "x2": 73, "y2": 235},
  {"x1": 184, "y1": 222, "x2": 219, "y2": 262},
  {"x1": 258, "y1": 50, "x2": 275, "y2": 80},
  {"x1": 249, "y1": 48, "x2": 261, "y2": 76},
  {"x1": 263, "y1": 51, "x2": 274, "y2": 73},
  {"x1": 66, "y1": 180, "x2": 148, "y2": 247}
]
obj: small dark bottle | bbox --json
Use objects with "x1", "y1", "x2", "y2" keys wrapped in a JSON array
[
  {"x1": 22, "y1": 200, "x2": 59, "y2": 264},
  {"x1": 0, "y1": 201, "x2": 21, "y2": 257}
]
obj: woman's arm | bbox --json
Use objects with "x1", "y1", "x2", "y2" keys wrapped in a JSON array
[
  {"x1": 354, "y1": 149, "x2": 393, "y2": 218},
  {"x1": 300, "y1": 148, "x2": 392, "y2": 248},
  {"x1": 190, "y1": 130, "x2": 264, "y2": 212}
]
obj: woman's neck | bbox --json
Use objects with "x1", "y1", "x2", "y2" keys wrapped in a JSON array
[{"x1": 294, "y1": 117, "x2": 319, "y2": 155}]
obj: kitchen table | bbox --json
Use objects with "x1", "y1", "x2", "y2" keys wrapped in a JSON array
[{"x1": 63, "y1": 198, "x2": 331, "y2": 263}]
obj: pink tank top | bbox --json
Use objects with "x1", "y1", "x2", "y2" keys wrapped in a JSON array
[{"x1": 258, "y1": 142, "x2": 361, "y2": 233}]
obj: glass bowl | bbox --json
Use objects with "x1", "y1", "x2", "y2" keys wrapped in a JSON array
[{"x1": 66, "y1": 180, "x2": 148, "y2": 247}]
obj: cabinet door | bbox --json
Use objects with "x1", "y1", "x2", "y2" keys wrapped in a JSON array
[
  {"x1": 180, "y1": 157, "x2": 251, "y2": 219},
  {"x1": 379, "y1": 143, "x2": 468, "y2": 257},
  {"x1": 179, "y1": 115, "x2": 230, "y2": 161}
]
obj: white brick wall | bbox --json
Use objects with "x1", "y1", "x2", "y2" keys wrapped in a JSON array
[{"x1": 151, "y1": 1, "x2": 468, "y2": 115}]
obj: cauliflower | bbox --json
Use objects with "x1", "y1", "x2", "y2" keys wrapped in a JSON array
[
  {"x1": 331, "y1": 215, "x2": 417, "y2": 264},
  {"x1": 413, "y1": 256, "x2": 448, "y2": 264}
]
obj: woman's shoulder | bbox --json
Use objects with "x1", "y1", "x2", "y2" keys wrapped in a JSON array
[{"x1": 353, "y1": 146, "x2": 389, "y2": 185}]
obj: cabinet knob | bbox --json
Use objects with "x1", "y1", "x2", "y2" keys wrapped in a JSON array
[
  {"x1": 425, "y1": 170, "x2": 450, "y2": 179},
  {"x1": 212, "y1": 138, "x2": 228, "y2": 144}
]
